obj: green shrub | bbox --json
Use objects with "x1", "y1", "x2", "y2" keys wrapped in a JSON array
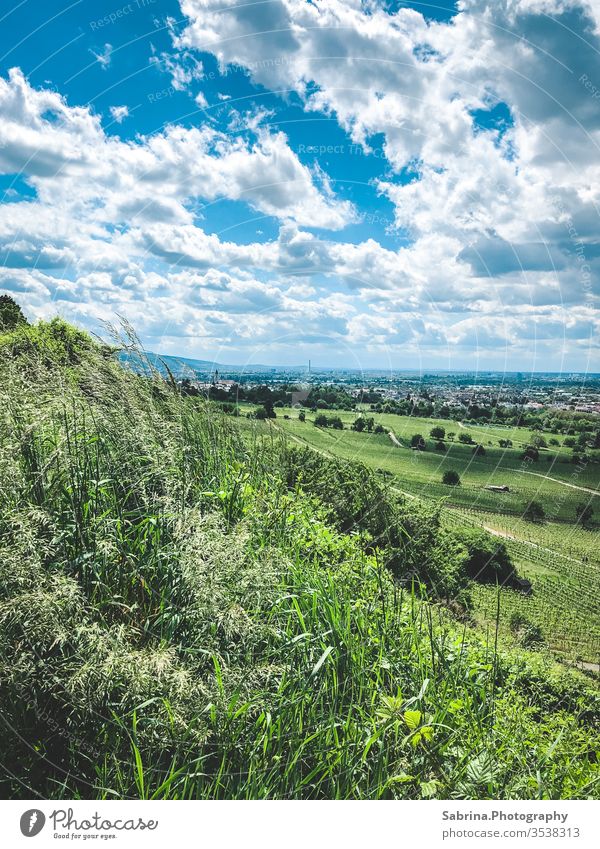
[{"x1": 442, "y1": 470, "x2": 460, "y2": 486}]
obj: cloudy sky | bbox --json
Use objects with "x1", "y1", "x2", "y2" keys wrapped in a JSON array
[{"x1": 0, "y1": 0, "x2": 599, "y2": 370}]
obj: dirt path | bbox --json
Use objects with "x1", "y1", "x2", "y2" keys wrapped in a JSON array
[
  {"x1": 517, "y1": 469, "x2": 599, "y2": 496},
  {"x1": 388, "y1": 430, "x2": 402, "y2": 448},
  {"x1": 482, "y1": 524, "x2": 588, "y2": 567}
]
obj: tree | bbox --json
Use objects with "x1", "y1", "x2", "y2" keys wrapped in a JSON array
[
  {"x1": 472, "y1": 444, "x2": 486, "y2": 456},
  {"x1": 435, "y1": 440, "x2": 446, "y2": 451},
  {"x1": 329, "y1": 416, "x2": 343, "y2": 430},
  {"x1": 298, "y1": 410, "x2": 306, "y2": 422},
  {"x1": 442, "y1": 470, "x2": 460, "y2": 486},
  {"x1": 0, "y1": 295, "x2": 26, "y2": 332},
  {"x1": 524, "y1": 500, "x2": 545, "y2": 522},
  {"x1": 314, "y1": 413, "x2": 329, "y2": 427},
  {"x1": 352, "y1": 417, "x2": 366, "y2": 432},
  {"x1": 410, "y1": 433, "x2": 426, "y2": 450},
  {"x1": 374, "y1": 423, "x2": 385, "y2": 434},
  {"x1": 263, "y1": 400, "x2": 276, "y2": 419},
  {"x1": 447, "y1": 432, "x2": 456, "y2": 441},
  {"x1": 521, "y1": 445, "x2": 539, "y2": 461},
  {"x1": 430, "y1": 426, "x2": 445, "y2": 439},
  {"x1": 454, "y1": 528, "x2": 515, "y2": 585},
  {"x1": 499, "y1": 438, "x2": 513, "y2": 448},
  {"x1": 575, "y1": 502, "x2": 594, "y2": 527},
  {"x1": 458, "y1": 432, "x2": 474, "y2": 444}
]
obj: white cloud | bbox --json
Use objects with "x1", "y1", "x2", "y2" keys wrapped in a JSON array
[
  {"x1": 90, "y1": 43, "x2": 112, "y2": 70},
  {"x1": 0, "y1": 68, "x2": 355, "y2": 231},
  {"x1": 1, "y1": 0, "x2": 599, "y2": 367},
  {"x1": 109, "y1": 105, "x2": 129, "y2": 123}
]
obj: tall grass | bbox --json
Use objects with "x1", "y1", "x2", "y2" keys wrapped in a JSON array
[{"x1": 0, "y1": 318, "x2": 598, "y2": 800}]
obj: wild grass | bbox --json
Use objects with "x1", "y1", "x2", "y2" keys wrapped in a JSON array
[{"x1": 0, "y1": 318, "x2": 598, "y2": 800}]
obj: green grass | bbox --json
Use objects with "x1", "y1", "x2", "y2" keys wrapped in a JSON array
[
  {"x1": 0, "y1": 318, "x2": 598, "y2": 800},
  {"x1": 261, "y1": 410, "x2": 600, "y2": 667},
  {"x1": 268, "y1": 410, "x2": 598, "y2": 523}
]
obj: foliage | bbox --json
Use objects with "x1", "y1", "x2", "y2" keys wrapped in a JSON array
[
  {"x1": 524, "y1": 501, "x2": 546, "y2": 523},
  {"x1": 0, "y1": 314, "x2": 598, "y2": 801},
  {"x1": 575, "y1": 503, "x2": 594, "y2": 528},
  {"x1": 443, "y1": 470, "x2": 461, "y2": 486},
  {"x1": 411, "y1": 433, "x2": 426, "y2": 450},
  {"x1": 452, "y1": 529, "x2": 517, "y2": 586},
  {"x1": 0, "y1": 294, "x2": 27, "y2": 332}
]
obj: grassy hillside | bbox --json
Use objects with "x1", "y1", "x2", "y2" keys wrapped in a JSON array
[{"x1": 0, "y1": 318, "x2": 599, "y2": 800}]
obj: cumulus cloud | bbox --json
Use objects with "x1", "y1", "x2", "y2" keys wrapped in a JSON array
[{"x1": 1, "y1": 1, "x2": 599, "y2": 366}]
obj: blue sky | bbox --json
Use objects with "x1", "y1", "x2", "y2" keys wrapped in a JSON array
[{"x1": 0, "y1": 0, "x2": 598, "y2": 370}]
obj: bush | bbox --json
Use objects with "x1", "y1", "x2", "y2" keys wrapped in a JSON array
[
  {"x1": 410, "y1": 433, "x2": 426, "y2": 450},
  {"x1": 454, "y1": 529, "x2": 516, "y2": 585},
  {"x1": 524, "y1": 500, "x2": 545, "y2": 522},
  {"x1": 430, "y1": 426, "x2": 445, "y2": 439},
  {"x1": 458, "y1": 432, "x2": 474, "y2": 444},
  {"x1": 374, "y1": 423, "x2": 385, "y2": 434},
  {"x1": 575, "y1": 503, "x2": 594, "y2": 527},
  {"x1": 442, "y1": 470, "x2": 460, "y2": 486},
  {"x1": 298, "y1": 410, "x2": 306, "y2": 422},
  {"x1": 509, "y1": 614, "x2": 544, "y2": 648},
  {"x1": 314, "y1": 413, "x2": 329, "y2": 427},
  {"x1": 472, "y1": 444, "x2": 486, "y2": 456}
]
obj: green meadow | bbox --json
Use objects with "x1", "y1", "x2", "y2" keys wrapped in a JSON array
[{"x1": 264, "y1": 408, "x2": 598, "y2": 523}]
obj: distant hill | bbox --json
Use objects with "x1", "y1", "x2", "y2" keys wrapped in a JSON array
[{"x1": 119, "y1": 350, "x2": 308, "y2": 379}]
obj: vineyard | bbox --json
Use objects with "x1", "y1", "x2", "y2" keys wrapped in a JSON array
[{"x1": 257, "y1": 410, "x2": 600, "y2": 672}]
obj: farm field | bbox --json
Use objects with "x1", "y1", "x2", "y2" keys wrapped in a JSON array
[
  {"x1": 260, "y1": 408, "x2": 599, "y2": 524},
  {"x1": 242, "y1": 407, "x2": 600, "y2": 667}
]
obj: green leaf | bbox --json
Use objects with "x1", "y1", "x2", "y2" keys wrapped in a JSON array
[
  {"x1": 386, "y1": 772, "x2": 414, "y2": 785},
  {"x1": 466, "y1": 752, "x2": 496, "y2": 785},
  {"x1": 403, "y1": 710, "x2": 422, "y2": 731},
  {"x1": 420, "y1": 779, "x2": 439, "y2": 798}
]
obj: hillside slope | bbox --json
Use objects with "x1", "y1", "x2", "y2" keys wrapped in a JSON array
[{"x1": 0, "y1": 318, "x2": 598, "y2": 800}]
